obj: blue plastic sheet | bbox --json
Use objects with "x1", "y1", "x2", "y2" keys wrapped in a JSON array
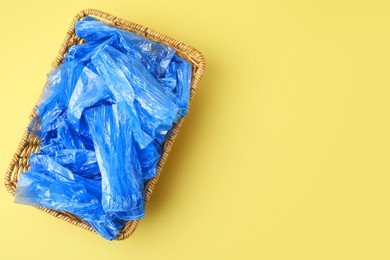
[{"x1": 15, "y1": 17, "x2": 191, "y2": 240}]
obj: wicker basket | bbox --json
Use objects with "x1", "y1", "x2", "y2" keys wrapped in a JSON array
[{"x1": 4, "y1": 9, "x2": 205, "y2": 240}]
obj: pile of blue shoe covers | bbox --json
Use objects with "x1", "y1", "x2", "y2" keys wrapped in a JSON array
[{"x1": 14, "y1": 17, "x2": 191, "y2": 240}]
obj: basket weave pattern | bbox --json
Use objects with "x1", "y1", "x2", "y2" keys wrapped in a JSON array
[{"x1": 3, "y1": 9, "x2": 205, "y2": 240}]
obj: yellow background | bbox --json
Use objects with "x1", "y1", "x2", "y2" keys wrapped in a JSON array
[{"x1": 1, "y1": 0, "x2": 390, "y2": 259}]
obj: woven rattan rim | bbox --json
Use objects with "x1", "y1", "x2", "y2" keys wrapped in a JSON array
[{"x1": 3, "y1": 9, "x2": 205, "y2": 240}]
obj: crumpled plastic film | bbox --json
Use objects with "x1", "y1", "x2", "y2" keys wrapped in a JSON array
[{"x1": 15, "y1": 17, "x2": 191, "y2": 240}]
